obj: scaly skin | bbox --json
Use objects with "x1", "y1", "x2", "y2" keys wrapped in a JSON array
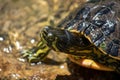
[{"x1": 23, "y1": 41, "x2": 51, "y2": 62}]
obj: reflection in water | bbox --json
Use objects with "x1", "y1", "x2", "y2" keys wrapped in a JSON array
[
  {"x1": 0, "y1": 37, "x2": 4, "y2": 41},
  {"x1": 15, "y1": 41, "x2": 23, "y2": 50},
  {"x1": 3, "y1": 45, "x2": 12, "y2": 53},
  {"x1": 10, "y1": 73, "x2": 21, "y2": 80},
  {"x1": 0, "y1": 32, "x2": 13, "y2": 53},
  {"x1": 30, "y1": 38, "x2": 36, "y2": 44},
  {"x1": 0, "y1": 32, "x2": 23, "y2": 53}
]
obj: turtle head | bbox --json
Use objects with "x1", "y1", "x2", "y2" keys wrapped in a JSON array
[{"x1": 41, "y1": 26, "x2": 91, "y2": 53}]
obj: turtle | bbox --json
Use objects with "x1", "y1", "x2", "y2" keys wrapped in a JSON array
[{"x1": 22, "y1": 1, "x2": 120, "y2": 73}]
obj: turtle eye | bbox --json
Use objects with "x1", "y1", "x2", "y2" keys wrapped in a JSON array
[{"x1": 47, "y1": 33, "x2": 55, "y2": 41}]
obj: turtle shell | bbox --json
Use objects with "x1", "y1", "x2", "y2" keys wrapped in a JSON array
[
  {"x1": 57, "y1": 2, "x2": 120, "y2": 59},
  {"x1": 57, "y1": 1, "x2": 120, "y2": 72}
]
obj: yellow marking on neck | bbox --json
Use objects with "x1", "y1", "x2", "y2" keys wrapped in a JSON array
[
  {"x1": 52, "y1": 38, "x2": 59, "y2": 51},
  {"x1": 34, "y1": 45, "x2": 50, "y2": 57},
  {"x1": 76, "y1": 49, "x2": 92, "y2": 54},
  {"x1": 37, "y1": 41, "x2": 44, "y2": 47}
]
